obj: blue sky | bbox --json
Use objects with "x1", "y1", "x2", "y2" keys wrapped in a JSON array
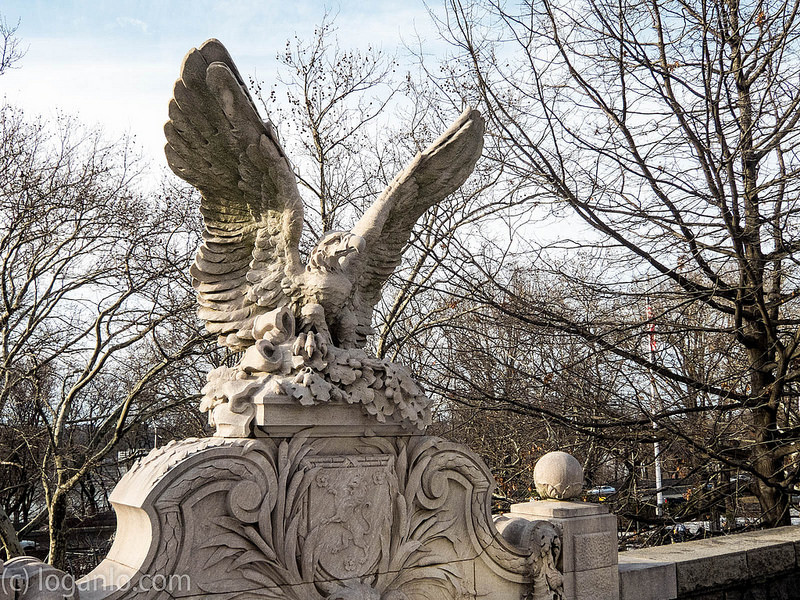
[{"x1": 1, "y1": 1, "x2": 440, "y2": 166}]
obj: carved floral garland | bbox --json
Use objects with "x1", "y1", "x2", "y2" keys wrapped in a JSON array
[{"x1": 199, "y1": 308, "x2": 432, "y2": 432}]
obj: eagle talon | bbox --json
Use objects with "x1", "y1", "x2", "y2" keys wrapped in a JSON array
[
  {"x1": 305, "y1": 332, "x2": 317, "y2": 357},
  {"x1": 292, "y1": 333, "x2": 307, "y2": 357},
  {"x1": 292, "y1": 330, "x2": 330, "y2": 362}
]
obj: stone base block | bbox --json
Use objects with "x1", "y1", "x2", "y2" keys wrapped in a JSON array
[
  {"x1": 76, "y1": 433, "x2": 564, "y2": 600},
  {"x1": 510, "y1": 499, "x2": 620, "y2": 600},
  {"x1": 564, "y1": 565, "x2": 620, "y2": 600}
]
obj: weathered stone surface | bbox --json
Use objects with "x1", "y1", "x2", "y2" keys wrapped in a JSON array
[
  {"x1": 508, "y1": 499, "x2": 618, "y2": 600},
  {"x1": 618, "y1": 557, "x2": 677, "y2": 600},
  {"x1": 534, "y1": 452, "x2": 584, "y2": 500},
  {"x1": 675, "y1": 548, "x2": 745, "y2": 596},
  {"x1": 541, "y1": 513, "x2": 616, "y2": 573},
  {"x1": 745, "y1": 541, "x2": 795, "y2": 577},
  {"x1": 564, "y1": 565, "x2": 619, "y2": 600},
  {"x1": 202, "y1": 320, "x2": 433, "y2": 435},
  {"x1": 573, "y1": 530, "x2": 618, "y2": 571},
  {"x1": 1, "y1": 557, "x2": 78, "y2": 600},
  {"x1": 511, "y1": 500, "x2": 607, "y2": 519},
  {"x1": 78, "y1": 434, "x2": 563, "y2": 599},
  {"x1": 618, "y1": 526, "x2": 800, "y2": 598},
  {"x1": 494, "y1": 515, "x2": 564, "y2": 598}
]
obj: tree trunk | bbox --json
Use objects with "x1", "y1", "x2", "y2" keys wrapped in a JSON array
[
  {"x1": 752, "y1": 406, "x2": 791, "y2": 527},
  {"x1": 0, "y1": 504, "x2": 23, "y2": 559},
  {"x1": 754, "y1": 477, "x2": 790, "y2": 527},
  {"x1": 47, "y1": 492, "x2": 69, "y2": 569}
]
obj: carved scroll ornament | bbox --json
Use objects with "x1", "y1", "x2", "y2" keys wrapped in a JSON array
[{"x1": 80, "y1": 434, "x2": 562, "y2": 600}]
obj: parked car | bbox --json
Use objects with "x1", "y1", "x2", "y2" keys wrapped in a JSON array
[{"x1": 586, "y1": 485, "x2": 616, "y2": 500}]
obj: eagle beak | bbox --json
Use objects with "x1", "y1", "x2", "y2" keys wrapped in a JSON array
[
  {"x1": 336, "y1": 234, "x2": 365, "y2": 270},
  {"x1": 348, "y1": 234, "x2": 366, "y2": 254}
]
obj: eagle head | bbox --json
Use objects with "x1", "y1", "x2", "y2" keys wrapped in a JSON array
[{"x1": 307, "y1": 231, "x2": 365, "y2": 274}]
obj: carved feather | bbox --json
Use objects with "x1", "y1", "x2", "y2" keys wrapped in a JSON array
[
  {"x1": 165, "y1": 39, "x2": 305, "y2": 349},
  {"x1": 350, "y1": 108, "x2": 485, "y2": 342},
  {"x1": 166, "y1": 40, "x2": 484, "y2": 352}
]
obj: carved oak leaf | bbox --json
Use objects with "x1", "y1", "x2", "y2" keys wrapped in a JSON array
[
  {"x1": 165, "y1": 39, "x2": 484, "y2": 351},
  {"x1": 287, "y1": 381, "x2": 315, "y2": 406}
]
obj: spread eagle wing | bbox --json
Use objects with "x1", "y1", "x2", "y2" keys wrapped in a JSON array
[
  {"x1": 350, "y1": 108, "x2": 485, "y2": 343},
  {"x1": 164, "y1": 39, "x2": 305, "y2": 350}
]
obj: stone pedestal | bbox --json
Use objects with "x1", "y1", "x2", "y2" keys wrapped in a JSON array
[
  {"x1": 509, "y1": 500, "x2": 619, "y2": 600},
  {"x1": 74, "y1": 432, "x2": 563, "y2": 600}
]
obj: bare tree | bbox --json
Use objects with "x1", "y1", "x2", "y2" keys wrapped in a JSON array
[
  {"x1": 434, "y1": 0, "x2": 800, "y2": 527},
  {"x1": 252, "y1": 20, "x2": 516, "y2": 367},
  {"x1": 251, "y1": 16, "x2": 399, "y2": 239},
  {"x1": 0, "y1": 15, "x2": 24, "y2": 76},
  {"x1": 0, "y1": 103, "x2": 212, "y2": 566},
  {"x1": 417, "y1": 262, "x2": 648, "y2": 495}
]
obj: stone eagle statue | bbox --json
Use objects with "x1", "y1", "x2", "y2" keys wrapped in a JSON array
[
  {"x1": 164, "y1": 40, "x2": 484, "y2": 435},
  {"x1": 164, "y1": 39, "x2": 484, "y2": 353}
]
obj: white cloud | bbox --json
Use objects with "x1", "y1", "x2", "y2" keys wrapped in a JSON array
[
  {"x1": 2, "y1": 1, "x2": 437, "y2": 170},
  {"x1": 116, "y1": 16, "x2": 149, "y2": 34}
]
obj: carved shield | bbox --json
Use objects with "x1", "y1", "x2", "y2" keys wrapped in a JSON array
[{"x1": 302, "y1": 455, "x2": 394, "y2": 580}]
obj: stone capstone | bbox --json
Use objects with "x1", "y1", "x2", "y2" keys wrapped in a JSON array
[
  {"x1": 534, "y1": 451, "x2": 584, "y2": 500},
  {"x1": 1, "y1": 557, "x2": 78, "y2": 600}
]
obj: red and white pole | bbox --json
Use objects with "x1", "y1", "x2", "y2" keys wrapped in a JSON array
[{"x1": 646, "y1": 304, "x2": 664, "y2": 517}]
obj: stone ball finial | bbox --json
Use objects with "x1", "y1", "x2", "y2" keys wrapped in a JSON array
[{"x1": 534, "y1": 451, "x2": 584, "y2": 500}]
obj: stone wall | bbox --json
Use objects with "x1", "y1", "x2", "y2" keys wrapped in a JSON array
[{"x1": 618, "y1": 526, "x2": 800, "y2": 600}]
